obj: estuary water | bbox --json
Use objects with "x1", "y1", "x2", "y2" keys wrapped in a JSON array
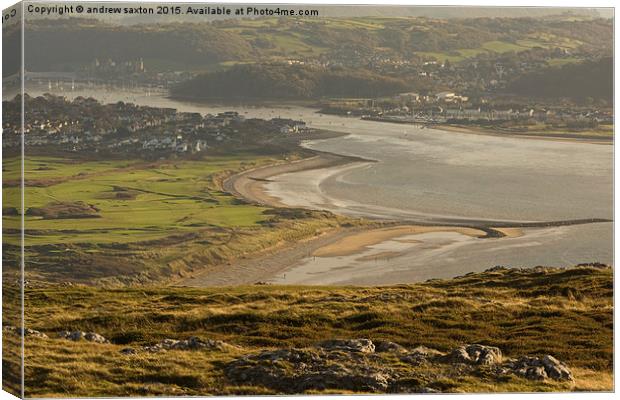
[{"x1": 21, "y1": 83, "x2": 613, "y2": 281}]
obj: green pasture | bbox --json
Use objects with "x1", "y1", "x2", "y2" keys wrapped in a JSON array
[
  {"x1": 416, "y1": 40, "x2": 526, "y2": 63},
  {"x1": 416, "y1": 36, "x2": 578, "y2": 63},
  {"x1": 4, "y1": 156, "x2": 274, "y2": 246}
]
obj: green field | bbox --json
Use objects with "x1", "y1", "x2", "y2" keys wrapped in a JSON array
[
  {"x1": 416, "y1": 41, "x2": 519, "y2": 62},
  {"x1": 3, "y1": 155, "x2": 347, "y2": 284},
  {"x1": 6, "y1": 156, "x2": 275, "y2": 245},
  {"x1": 415, "y1": 31, "x2": 585, "y2": 63}
]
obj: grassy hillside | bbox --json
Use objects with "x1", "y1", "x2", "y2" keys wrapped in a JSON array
[{"x1": 8, "y1": 264, "x2": 612, "y2": 396}]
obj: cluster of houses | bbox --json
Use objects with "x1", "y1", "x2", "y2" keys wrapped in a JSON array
[
  {"x1": 271, "y1": 118, "x2": 308, "y2": 134},
  {"x1": 441, "y1": 107, "x2": 612, "y2": 123},
  {"x1": 2, "y1": 95, "x2": 313, "y2": 155},
  {"x1": 331, "y1": 89, "x2": 612, "y2": 126},
  {"x1": 396, "y1": 91, "x2": 469, "y2": 104},
  {"x1": 366, "y1": 103, "x2": 612, "y2": 126}
]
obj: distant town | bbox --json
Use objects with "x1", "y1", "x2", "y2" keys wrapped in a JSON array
[
  {"x1": 321, "y1": 90, "x2": 613, "y2": 129},
  {"x1": 2, "y1": 94, "x2": 309, "y2": 156}
]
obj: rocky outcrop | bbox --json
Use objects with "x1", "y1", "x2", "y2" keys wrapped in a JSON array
[
  {"x1": 225, "y1": 340, "x2": 574, "y2": 394},
  {"x1": 401, "y1": 346, "x2": 445, "y2": 365},
  {"x1": 500, "y1": 355, "x2": 574, "y2": 381},
  {"x1": 58, "y1": 331, "x2": 109, "y2": 343},
  {"x1": 320, "y1": 339, "x2": 375, "y2": 353},
  {"x1": 446, "y1": 344, "x2": 503, "y2": 365},
  {"x1": 225, "y1": 347, "x2": 392, "y2": 393},
  {"x1": 143, "y1": 337, "x2": 235, "y2": 353},
  {"x1": 3, "y1": 326, "x2": 48, "y2": 338},
  {"x1": 375, "y1": 341, "x2": 408, "y2": 354}
]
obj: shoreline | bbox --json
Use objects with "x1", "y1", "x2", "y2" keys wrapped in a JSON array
[
  {"x1": 170, "y1": 95, "x2": 613, "y2": 145},
  {"x1": 223, "y1": 150, "x2": 611, "y2": 229},
  {"x1": 197, "y1": 143, "x2": 612, "y2": 286},
  {"x1": 223, "y1": 149, "x2": 373, "y2": 208},
  {"x1": 358, "y1": 116, "x2": 612, "y2": 145},
  {"x1": 174, "y1": 223, "x2": 515, "y2": 287},
  {"x1": 167, "y1": 94, "x2": 321, "y2": 109}
]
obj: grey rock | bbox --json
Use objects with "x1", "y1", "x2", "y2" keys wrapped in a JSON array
[
  {"x1": 447, "y1": 344, "x2": 502, "y2": 365},
  {"x1": 84, "y1": 332, "x2": 108, "y2": 343},
  {"x1": 542, "y1": 355, "x2": 573, "y2": 381},
  {"x1": 120, "y1": 347, "x2": 137, "y2": 355},
  {"x1": 58, "y1": 331, "x2": 109, "y2": 343},
  {"x1": 526, "y1": 366, "x2": 548, "y2": 380},
  {"x1": 4, "y1": 326, "x2": 48, "y2": 338},
  {"x1": 226, "y1": 347, "x2": 391, "y2": 393},
  {"x1": 401, "y1": 346, "x2": 445, "y2": 365},
  {"x1": 501, "y1": 355, "x2": 573, "y2": 381},
  {"x1": 320, "y1": 339, "x2": 375, "y2": 353},
  {"x1": 224, "y1": 340, "x2": 576, "y2": 393},
  {"x1": 144, "y1": 336, "x2": 235, "y2": 353},
  {"x1": 375, "y1": 341, "x2": 408, "y2": 353}
]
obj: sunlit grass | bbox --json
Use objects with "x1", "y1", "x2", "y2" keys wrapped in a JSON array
[{"x1": 11, "y1": 265, "x2": 612, "y2": 396}]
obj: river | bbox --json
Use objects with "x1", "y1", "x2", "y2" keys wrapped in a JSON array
[{"x1": 17, "y1": 82, "x2": 614, "y2": 283}]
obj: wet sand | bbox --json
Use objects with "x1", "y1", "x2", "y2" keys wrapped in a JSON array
[
  {"x1": 223, "y1": 151, "x2": 371, "y2": 208},
  {"x1": 312, "y1": 225, "x2": 489, "y2": 257},
  {"x1": 268, "y1": 222, "x2": 613, "y2": 286},
  {"x1": 176, "y1": 224, "x2": 516, "y2": 287}
]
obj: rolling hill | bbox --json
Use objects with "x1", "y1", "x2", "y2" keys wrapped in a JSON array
[
  {"x1": 506, "y1": 57, "x2": 612, "y2": 101},
  {"x1": 171, "y1": 63, "x2": 412, "y2": 100},
  {"x1": 10, "y1": 16, "x2": 613, "y2": 73}
]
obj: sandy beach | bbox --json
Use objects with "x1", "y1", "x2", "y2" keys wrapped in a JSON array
[
  {"x1": 312, "y1": 225, "x2": 488, "y2": 257},
  {"x1": 176, "y1": 223, "x2": 522, "y2": 287},
  {"x1": 176, "y1": 225, "x2": 365, "y2": 286},
  {"x1": 223, "y1": 151, "x2": 372, "y2": 208}
]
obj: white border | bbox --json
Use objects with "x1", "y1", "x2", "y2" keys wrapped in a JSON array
[{"x1": 0, "y1": 1, "x2": 616, "y2": 399}]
